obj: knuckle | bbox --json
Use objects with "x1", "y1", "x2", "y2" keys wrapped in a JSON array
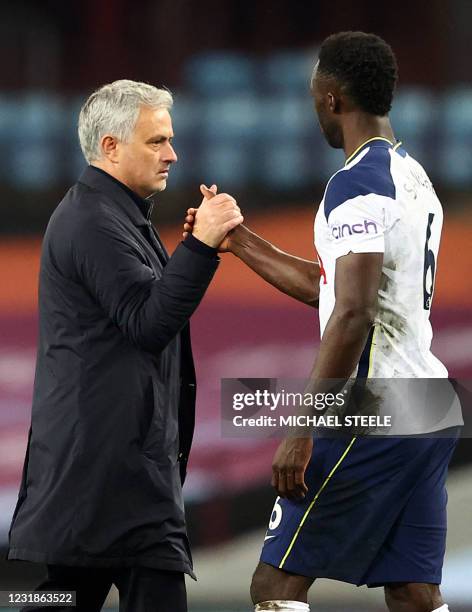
[{"x1": 221, "y1": 194, "x2": 236, "y2": 205}]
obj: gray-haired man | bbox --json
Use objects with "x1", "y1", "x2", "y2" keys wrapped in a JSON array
[{"x1": 7, "y1": 80, "x2": 243, "y2": 612}]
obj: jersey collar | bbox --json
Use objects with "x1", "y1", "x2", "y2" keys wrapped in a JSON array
[{"x1": 345, "y1": 136, "x2": 395, "y2": 166}]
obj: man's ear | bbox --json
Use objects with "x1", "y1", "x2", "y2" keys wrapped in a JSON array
[
  {"x1": 101, "y1": 135, "x2": 120, "y2": 163},
  {"x1": 327, "y1": 92, "x2": 340, "y2": 114}
]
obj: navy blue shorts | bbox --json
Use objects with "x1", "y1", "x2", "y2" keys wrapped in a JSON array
[{"x1": 260, "y1": 431, "x2": 459, "y2": 587}]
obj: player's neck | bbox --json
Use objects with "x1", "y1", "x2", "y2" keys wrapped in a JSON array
[{"x1": 342, "y1": 114, "x2": 395, "y2": 161}]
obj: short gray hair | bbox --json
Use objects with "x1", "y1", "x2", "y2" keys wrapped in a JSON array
[{"x1": 78, "y1": 79, "x2": 173, "y2": 163}]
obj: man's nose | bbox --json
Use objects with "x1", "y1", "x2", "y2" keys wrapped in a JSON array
[{"x1": 163, "y1": 142, "x2": 178, "y2": 163}]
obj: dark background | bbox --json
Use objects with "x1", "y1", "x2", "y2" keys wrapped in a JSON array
[{"x1": 0, "y1": 0, "x2": 471, "y2": 234}]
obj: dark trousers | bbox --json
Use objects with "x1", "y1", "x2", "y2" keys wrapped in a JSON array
[{"x1": 22, "y1": 565, "x2": 187, "y2": 612}]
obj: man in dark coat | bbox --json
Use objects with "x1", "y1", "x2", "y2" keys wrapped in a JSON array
[{"x1": 7, "y1": 79, "x2": 243, "y2": 612}]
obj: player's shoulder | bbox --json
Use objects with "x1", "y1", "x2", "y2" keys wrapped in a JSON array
[{"x1": 324, "y1": 144, "x2": 396, "y2": 221}]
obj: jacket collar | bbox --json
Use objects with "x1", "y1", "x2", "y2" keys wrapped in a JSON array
[{"x1": 78, "y1": 166, "x2": 154, "y2": 227}]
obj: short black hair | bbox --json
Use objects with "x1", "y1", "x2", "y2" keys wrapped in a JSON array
[{"x1": 318, "y1": 31, "x2": 398, "y2": 116}]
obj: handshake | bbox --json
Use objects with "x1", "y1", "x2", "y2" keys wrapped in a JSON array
[{"x1": 182, "y1": 184, "x2": 243, "y2": 252}]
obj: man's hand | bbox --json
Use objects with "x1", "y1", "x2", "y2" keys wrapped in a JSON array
[
  {"x1": 182, "y1": 209, "x2": 196, "y2": 240},
  {"x1": 183, "y1": 185, "x2": 235, "y2": 252},
  {"x1": 183, "y1": 188, "x2": 320, "y2": 306},
  {"x1": 188, "y1": 184, "x2": 243, "y2": 249},
  {"x1": 271, "y1": 436, "x2": 313, "y2": 500}
]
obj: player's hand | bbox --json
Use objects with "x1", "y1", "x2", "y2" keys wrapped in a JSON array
[
  {"x1": 182, "y1": 185, "x2": 235, "y2": 252},
  {"x1": 271, "y1": 436, "x2": 313, "y2": 500},
  {"x1": 182, "y1": 210, "x2": 196, "y2": 239}
]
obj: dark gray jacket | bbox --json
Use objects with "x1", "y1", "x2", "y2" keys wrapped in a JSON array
[{"x1": 8, "y1": 167, "x2": 218, "y2": 577}]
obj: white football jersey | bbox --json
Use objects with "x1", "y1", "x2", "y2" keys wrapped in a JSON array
[{"x1": 314, "y1": 137, "x2": 447, "y2": 379}]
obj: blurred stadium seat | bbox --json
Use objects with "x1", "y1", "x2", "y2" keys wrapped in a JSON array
[
  {"x1": 390, "y1": 87, "x2": 439, "y2": 171},
  {"x1": 439, "y1": 88, "x2": 472, "y2": 185},
  {"x1": 442, "y1": 88, "x2": 472, "y2": 137},
  {"x1": 198, "y1": 95, "x2": 260, "y2": 185},
  {"x1": 255, "y1": 95, "x2": 320, "y2": 187},
  {"x1": 0, "y1": 79, "x2": 471, "y2": 190},
  {"x1": 262, "y1": 50, "x2": 318, "y2": 94},
  {"x1": 6, "y1": 93, "x2": 64, "y2": 188},
  {"x1": 390, "y1": 88, "x2": 439, "y2": 137},
  {"x1": 184, "y1": 52, "x2": 257, "y2": 94}
]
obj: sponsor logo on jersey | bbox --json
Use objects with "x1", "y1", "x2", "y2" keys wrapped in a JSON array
[{"x1": 330, "y1": 219, "x2": 378, "y2": 239}]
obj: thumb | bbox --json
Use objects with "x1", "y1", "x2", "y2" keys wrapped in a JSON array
[{"x1": 200, "y1": 184, "x2": 217, "y2": 200}]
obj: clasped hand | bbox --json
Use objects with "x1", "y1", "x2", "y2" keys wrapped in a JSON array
[
  {"x1": 183, "y1": 185, "x2": 238, "y2": 252},
  {"x1": 183, "y1": 184, "x2": 240, "y2": 251}
]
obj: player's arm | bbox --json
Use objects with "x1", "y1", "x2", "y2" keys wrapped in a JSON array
[
  {"x1": 228, "y1": 224, "x2": 320, "y2": 307},
  {"x1": 271, "y1": 251, "x2": 383, "y2": 500},
  {"x1": 310, "y1": 251, "x2": 383, "y2": 378},
  {"x1": 184, "y1": 199, "x2": 320, "y2": 307}
]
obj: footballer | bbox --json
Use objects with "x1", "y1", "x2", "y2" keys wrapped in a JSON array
[{"x1": 185, "y1": 31, "x2": 459, "y2": 612}]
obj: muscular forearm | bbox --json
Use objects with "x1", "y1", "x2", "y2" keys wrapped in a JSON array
[
  {"x1": 310, "y1": 252, "x2": 382, "y2": 379},
  {"x1": 229, "y1": 225, "x2": 320, "y2": 307},
  {"x1": 311, "y1": 306, "x2": 376, "y2": 379}
]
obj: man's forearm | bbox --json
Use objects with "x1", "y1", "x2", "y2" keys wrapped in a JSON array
[
  {"x1": 311, "y1": 306, "x2": 375, "y2": 379},
  {"x1": 310, "y1": 252, "x2": 382, "y2": 380},
  {"x1": 229, "y1": 225, "x2": 320, "y2": 307}
]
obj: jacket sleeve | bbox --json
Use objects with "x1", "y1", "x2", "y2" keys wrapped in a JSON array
[{"x1": 71, "y1": 207, "x2": 219, "y2": 353}]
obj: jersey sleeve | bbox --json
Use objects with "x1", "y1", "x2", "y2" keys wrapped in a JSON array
[
  {"x1": 322, "y1": 150, "x2": 398, "y2": 260},
  {"x1": 326, "y1": 194, "x2": 387, "y2": 259}
]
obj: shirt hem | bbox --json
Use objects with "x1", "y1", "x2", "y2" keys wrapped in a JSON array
[
  {"x1": 7, "y1": 548, "x2": 196, "y2": 580},
  {"x1": 260, "y1": 559, "x2": 441, "y2": 588}
]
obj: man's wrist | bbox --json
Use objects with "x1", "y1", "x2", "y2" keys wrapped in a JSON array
[
  {"x1": 183, "y1": 233, "x2": 218, "y2": 258},
  {"x1": 228, "y1": 225, "x2": 252, "y2": 256}
]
